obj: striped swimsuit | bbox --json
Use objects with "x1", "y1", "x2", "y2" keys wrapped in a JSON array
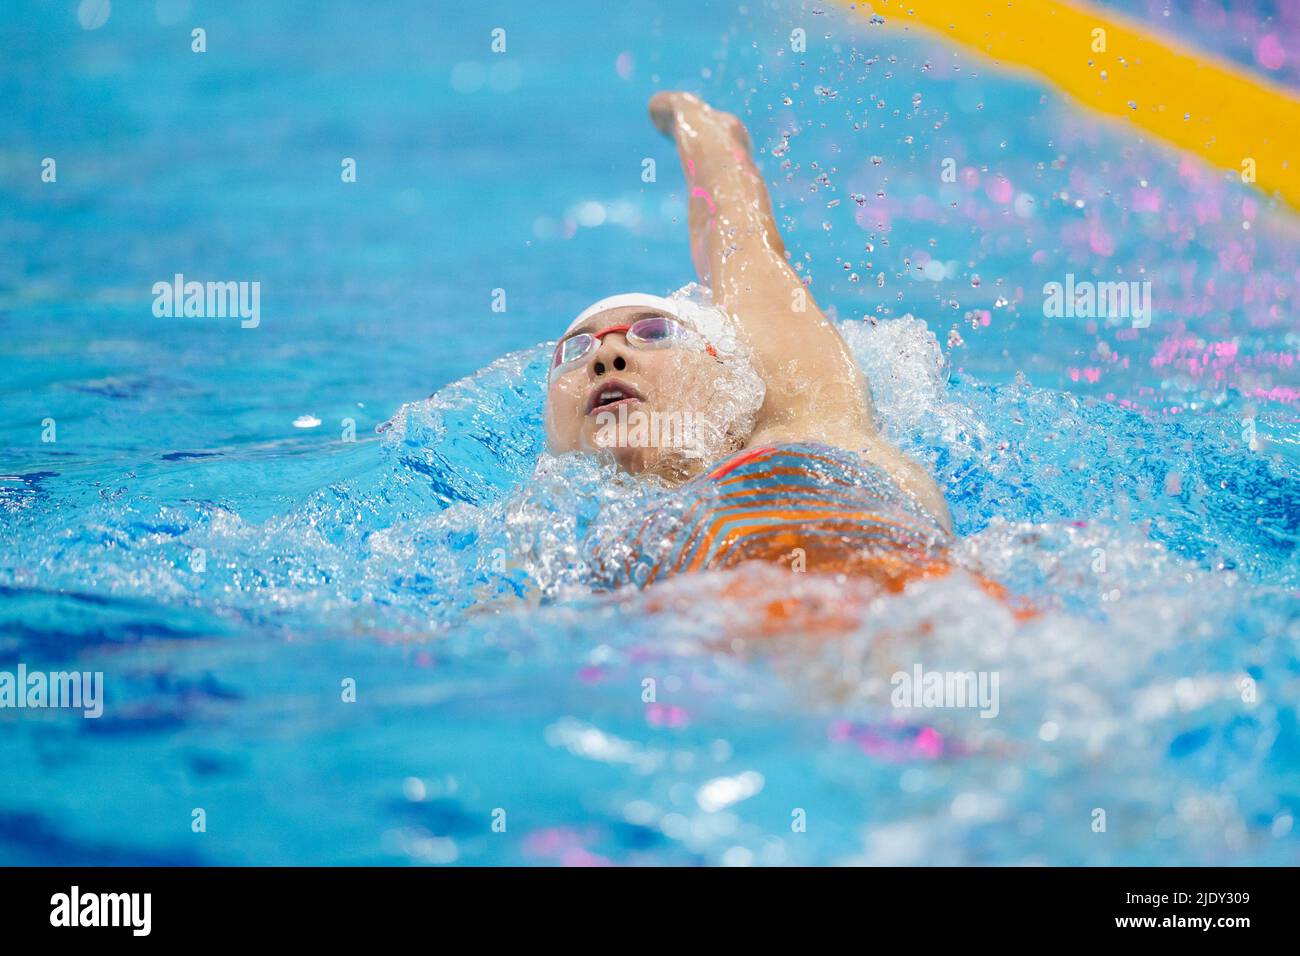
[{"x1": 595, "y1": 442, "x2": 954, "y2": 590}]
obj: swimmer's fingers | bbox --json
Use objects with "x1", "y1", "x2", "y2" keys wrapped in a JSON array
[
  {"x1": 648, "y1": 90, "x2": 704, "y2": 138},
  {"x1": 649, "y1": 91, "x2": 753, "y2": 158}
]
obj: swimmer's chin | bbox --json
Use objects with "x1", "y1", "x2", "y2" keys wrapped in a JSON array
[{"x1": 576, "y1": 439, "x2": 704, "y2": 485}]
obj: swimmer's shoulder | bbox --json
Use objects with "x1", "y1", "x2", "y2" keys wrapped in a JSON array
[{"x1": 728, "y1": 430, "x2": 953, "y2": 534}]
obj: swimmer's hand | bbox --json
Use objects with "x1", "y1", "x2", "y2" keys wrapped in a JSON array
[
  {"x1": 648, "y1": 90, "x2": 700, "y2": 137},
  {"x1": 648, "y1": 91, "x2": 752, "y2": 155}
]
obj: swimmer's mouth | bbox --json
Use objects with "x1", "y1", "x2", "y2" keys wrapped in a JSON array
[{"x1": 586, "y1": 380, "x2": 645, "y2": 415}]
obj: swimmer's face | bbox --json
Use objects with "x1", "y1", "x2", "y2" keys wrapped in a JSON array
[{"x1": 543, "y1": 306, "x2": 731, "y2": 478}]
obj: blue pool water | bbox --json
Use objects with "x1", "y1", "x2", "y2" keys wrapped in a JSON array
[{"x1": 1, "y1": 0, "x2": 1297, "y2": 865}]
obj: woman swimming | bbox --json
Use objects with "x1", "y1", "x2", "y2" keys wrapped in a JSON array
[{"x1": 545, "y1": 92, "x2": 965, "y2": 594}]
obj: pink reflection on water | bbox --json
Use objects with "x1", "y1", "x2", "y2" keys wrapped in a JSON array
[
  {"x1": 1256, "y1": 35, "x2": 1286, "y2": 71},
  {"x1": 986, "y1": 175, "x2": 1013, "y2": 204},
  {"x1": 828, "y1": 719, "x2": 950, "y2": 762},
  {"x1": 645, "y1": 703, "x2": 689, "y2": 728},
  {"x1": 522, "y1": 827, "x2": 615, "y2": 867}
]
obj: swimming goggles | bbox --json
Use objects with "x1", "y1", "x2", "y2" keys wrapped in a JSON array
[{"x1": 549, "y1": 315, "x2": 716, "y2": 378}]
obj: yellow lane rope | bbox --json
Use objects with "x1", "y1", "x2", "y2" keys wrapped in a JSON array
[{"x1": 857, "y1": 0, "x2": 1300, "y2": 210}]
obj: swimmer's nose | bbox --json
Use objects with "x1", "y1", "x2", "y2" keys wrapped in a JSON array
[{"x1": 589, "y1": 334, "x2": 631, "y2": 378}]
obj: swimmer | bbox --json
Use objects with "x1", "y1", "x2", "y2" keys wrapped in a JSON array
[{"x1": 545, "y1": 92, "x2": 994, "y2": 596}]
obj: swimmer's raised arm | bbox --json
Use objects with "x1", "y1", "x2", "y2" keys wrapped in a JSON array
[
  {"x1": 649, "y1": 91, "x2": 951, "y2": 528},
  {"x1": 649, "y1": 91, "x2": 867, "y2": 442}
]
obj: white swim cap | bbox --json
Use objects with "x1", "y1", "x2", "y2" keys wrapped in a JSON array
[{"x1": 563, "y1": 293, "x2": 683, "y2": 338}]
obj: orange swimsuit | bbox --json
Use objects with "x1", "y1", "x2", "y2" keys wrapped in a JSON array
[
  {"x1": 592, "y1": 442, "x2": 1032, "y2": 640},
  {"x1": 598, "y1": 443, "x2": 956, "y2": 590}
]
